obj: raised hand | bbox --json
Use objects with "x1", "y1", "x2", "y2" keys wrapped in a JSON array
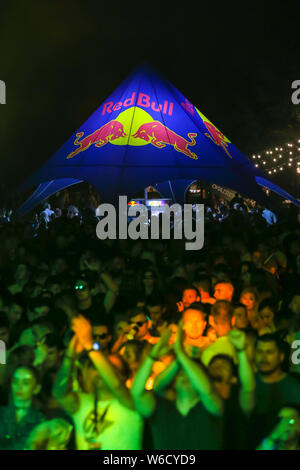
[
  {"x1": 173, "y1": 320, "x2": 185, "y2": 357},
  {"x1": 72, "y1": 315, "x2": 93, "y2": 351},
  {"x1": 33, "y1": 341, "x2": 48, "y2": 366},
  {"x1": 150, "y1": 328, "x2": 173, "y2": 360},
  {"x1": 227, "y1": 329, "x2": 246, "y2": 351},
  {"x1": 67, "y1": 334, "x2": 84, "y2": 357},
  {"x1": 84, "y1": 258, "x2": 101, "y2": 272}
]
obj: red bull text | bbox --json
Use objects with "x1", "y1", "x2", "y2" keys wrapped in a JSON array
[{"x1": 101, "y1": 92, "x2": 174, "y2": 116}]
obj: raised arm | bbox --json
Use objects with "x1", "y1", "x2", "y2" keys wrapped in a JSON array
[
  {"x1": 227, "y1": 330, "x2": 255, "y2": 414},
  {"x1": 52, "y1": 335, "x2": 81, "y2": 399},
  {"x1": 52, "y1": 336, "x2": 80, "y2": 414},
  {"x1": 100, "y1": 272, "x2": 119, "y2": 313},
  {"x1": 153, "y1": 359, "x2": 180, "y2": 394},
  {"x1": 131, "y1": 329, "x2": 172, "y2": 418},
  {"x1": 72, "y1": 315, "x2": 132, "y2": 409},
  {"x1": 174, "y1": 321, "x2": 223, "y2": 416},
  {"x1": 84, "y1": 258, "x2": 119, "y2": 313}
]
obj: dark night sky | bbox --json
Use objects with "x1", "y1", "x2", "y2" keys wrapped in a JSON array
[{"x1": 1, "y1": 1, "x2": 300, "y2": 194}]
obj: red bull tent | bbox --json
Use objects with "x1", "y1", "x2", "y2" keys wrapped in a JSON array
[{"x1": 17, "y1": 64, "x2": 300, "y2": 215}]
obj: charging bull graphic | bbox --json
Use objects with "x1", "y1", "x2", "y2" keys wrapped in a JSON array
[
  {"x1": 67, "y1": 120, "x2": 127, "y2": 159},
  {"x1": 132, "y1": 121, "x2": 198, "y2": 160},
  {"x1": 203, "y1": 120, "x2": 232, "y2": 159}
]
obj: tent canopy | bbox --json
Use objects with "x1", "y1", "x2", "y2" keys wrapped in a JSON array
[{"x1": 17, "y1": 64, "x2": 300, "y2": 215}]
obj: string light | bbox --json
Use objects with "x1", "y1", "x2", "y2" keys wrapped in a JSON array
[{"x1": 251, "y1": 137, "x2": 300, "y2": 174}]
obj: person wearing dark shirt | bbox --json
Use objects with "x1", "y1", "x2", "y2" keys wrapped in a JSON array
[
  {"x1": 0, "y1": 366, "x2": 45, "y2": 450},
  {"x1": 73, "y1": 264, "x2": 118, "y2": 322},
  {"x1": 131, "y1": 323, "x2": 223, "y2": 450},
  {"x1": 249, "y1": 333, "x2": 300, "y2": 449}
]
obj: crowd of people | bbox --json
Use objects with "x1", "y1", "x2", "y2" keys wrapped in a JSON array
[{"x1": 0, "y1": 191, "x2": 300, "y2": 450}]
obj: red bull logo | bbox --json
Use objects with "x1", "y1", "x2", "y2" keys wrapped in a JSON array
[
  {"x1": 67, "y1": 107, "x2": 199, "y2": 161},
  {"x1": 203, "y1": 120, "x2": 232, "y2": 158},
  {"x1": 132, "y1": 121, "x2": 198, "y2": 160},
  {"x1": 195, "y1": 107, "x2": 232, "y2": 159},
  {"x1": 67, "y1": 120, "x2": 127, "y2": 159},
  {"x1": 203, "y1": 120, "x2": 232, "y2": 159}
]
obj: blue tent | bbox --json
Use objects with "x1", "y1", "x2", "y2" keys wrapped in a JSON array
[{"x1": 17, "y1": 64, "x2": 300, "y2": 215}]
